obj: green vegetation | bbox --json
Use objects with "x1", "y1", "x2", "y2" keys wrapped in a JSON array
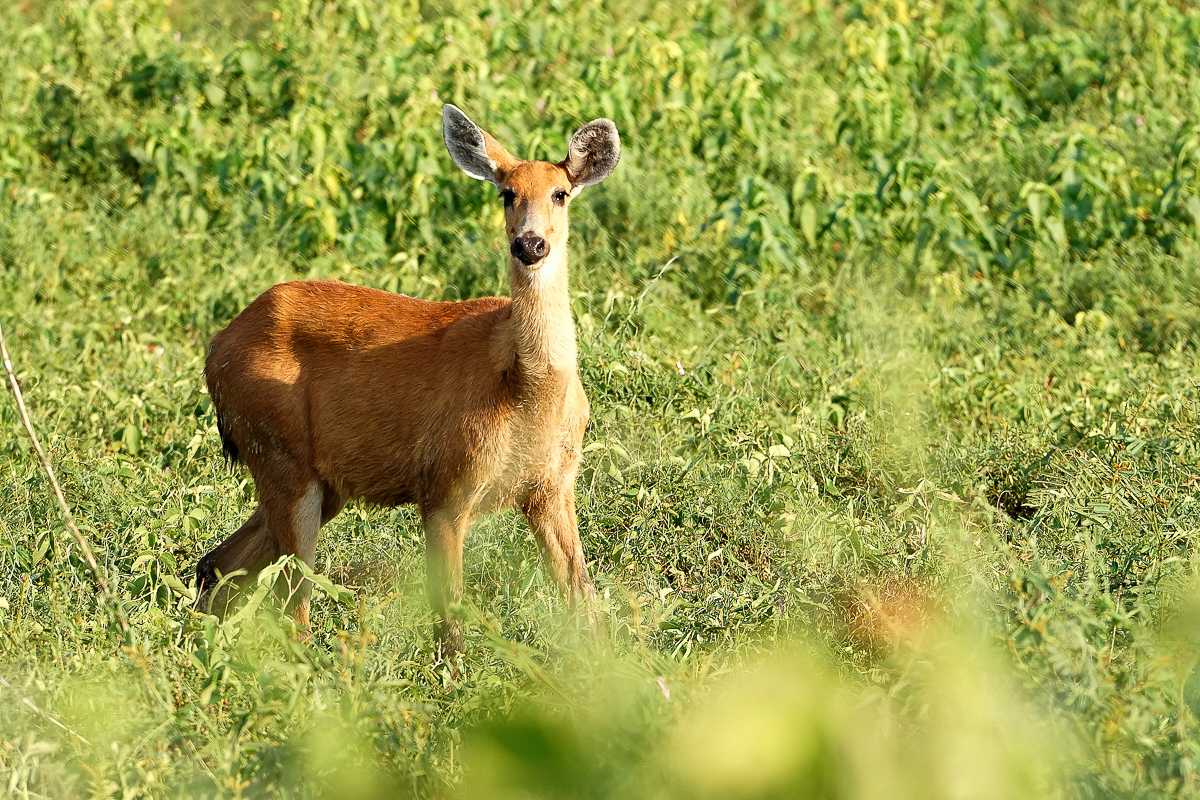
[{"x1": 2, "y1": 0, "x2": 1200, "y2": 796}]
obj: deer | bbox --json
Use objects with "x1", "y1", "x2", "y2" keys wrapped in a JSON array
[{"x1": 195, "y1": 104, "x2": 620, "y2": 659}]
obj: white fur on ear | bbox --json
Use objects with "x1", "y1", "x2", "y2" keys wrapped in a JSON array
[
  {"x1": 443, "y1": 105, "x2": 498, "y2": 185},
  {"x1": 564, "y1": 118, "x2": 621, "y2": 188}
]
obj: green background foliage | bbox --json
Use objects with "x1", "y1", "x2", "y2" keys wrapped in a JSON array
[{"x1": 1, "y1": 0, "x2": 1199, "y2": 796}]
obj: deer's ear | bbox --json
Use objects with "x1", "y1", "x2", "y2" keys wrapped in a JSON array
[
  {"x1": 443, "y1": 105, "x2": 518, "y2": 185},
  {"x1": 563, "y1": 118, "x2": 621, "y2": 189}
]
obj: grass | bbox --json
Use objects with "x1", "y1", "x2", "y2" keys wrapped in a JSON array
[{"x1": 2, "y1": 0, "x2": 1200, "y2": 797}]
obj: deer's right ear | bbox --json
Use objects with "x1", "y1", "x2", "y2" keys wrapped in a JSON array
[{"x1": 443, "y1": 105, "x2": 516, "y2": 185}]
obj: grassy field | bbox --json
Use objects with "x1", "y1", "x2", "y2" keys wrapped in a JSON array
[{"x1": 2, "y1": 0, "x2": 1200, "y2": 796}]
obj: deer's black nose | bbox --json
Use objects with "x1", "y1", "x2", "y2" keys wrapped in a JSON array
[{"x1": 511, "y1": 235, "x2": 547, "y2": 265}]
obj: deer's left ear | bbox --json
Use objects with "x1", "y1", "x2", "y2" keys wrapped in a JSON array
[{"x1": 563, "y1": 119, "x2": 621, "y2": 189}]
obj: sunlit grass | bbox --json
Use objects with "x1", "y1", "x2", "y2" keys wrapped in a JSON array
[{"x1": 2, "y1": 0, "x2": 1200, "y2": 797}]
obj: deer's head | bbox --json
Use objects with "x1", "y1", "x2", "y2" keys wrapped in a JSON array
[{"x1": 443, "y1": 105, "x2": 620, "y2": 280}]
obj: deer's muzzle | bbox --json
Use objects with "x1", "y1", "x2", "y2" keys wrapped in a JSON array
[{"x1": 511, "y1": 234, "x2": 548, "y2": 265}]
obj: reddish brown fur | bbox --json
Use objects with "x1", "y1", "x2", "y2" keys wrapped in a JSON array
[{"x1": 197, "y1": 110, "x2": 612, "y2": 658}]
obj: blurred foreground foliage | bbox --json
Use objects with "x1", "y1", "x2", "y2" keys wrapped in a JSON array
[{"x1": 2, "y1": 0, "x2": 1200, "y2": 797}]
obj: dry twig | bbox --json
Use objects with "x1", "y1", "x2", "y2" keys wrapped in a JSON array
[
  {"x1": 0, "y1": 316, "x2": 130, "y2": 635},
  {"x1": 0, "y1": 674, "x2": 92, "y2": 746}
]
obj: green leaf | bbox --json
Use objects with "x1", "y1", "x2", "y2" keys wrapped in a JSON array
[
  {"x1": 203, "y1": 83, "x2": 226, "y2": 107},
  {"x1": 239, "y1": 49, "x2": 261, "y2": 75},
  {"x1": 871, "y1": 30, "x2": 889, "y2": 74},
  {"x1": 1043, "y1": 216, "x2": 1068, "y2": 249},
  {"x1": 799, "y1": 202, "x2": 817, "y2": 247},
  {"x1": 122, "y1": 424, "x2": 142, "y2": 456},
  {"x1": 161, "y1": 574, "x2": 193, "y2": 600},
  {"x1": 1187, "y1": 196, "x2": 1200, "y2": 238},
  {"x1": 1027, "y1": 192, "x2": 1045, "y2": 229}
]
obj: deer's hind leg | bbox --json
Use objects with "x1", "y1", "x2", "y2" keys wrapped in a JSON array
[
  {"x1": 259, "y1": 478, "x2": 340, "y2": 633},
  {"x1": 196, "y1": 478, "x2": 343, "y2": 632},
  {"x1": 422, "y1": 501, "x2": 472, "y2": 661},
  {"x1": 195, "y1": 503, "x2": 276, "y2": 618}
]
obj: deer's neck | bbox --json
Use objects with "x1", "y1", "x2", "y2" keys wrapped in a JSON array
[{"x1": 505, "y1": 245, "x2": 578, "y2": 378}]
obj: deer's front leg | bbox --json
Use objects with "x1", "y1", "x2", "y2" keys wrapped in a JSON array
[
  {"x1": 522, "y1": 485, "x2": 595, "y2": 602},
  {"x1": 422, "y1": 505, "x2": 470, "y2": 660}
]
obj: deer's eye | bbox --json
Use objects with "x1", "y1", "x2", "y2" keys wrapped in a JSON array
[
  {"x1": 552, "y1": 189, "x2": 569, "y2": 206},
  {"x1": 499, "y1": 189, "x2": 516, "y2": 206}
]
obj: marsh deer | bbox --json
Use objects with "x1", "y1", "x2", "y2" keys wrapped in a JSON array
[{"x1": 196, "y1": 105, "x2": 620, "y2": 658}]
